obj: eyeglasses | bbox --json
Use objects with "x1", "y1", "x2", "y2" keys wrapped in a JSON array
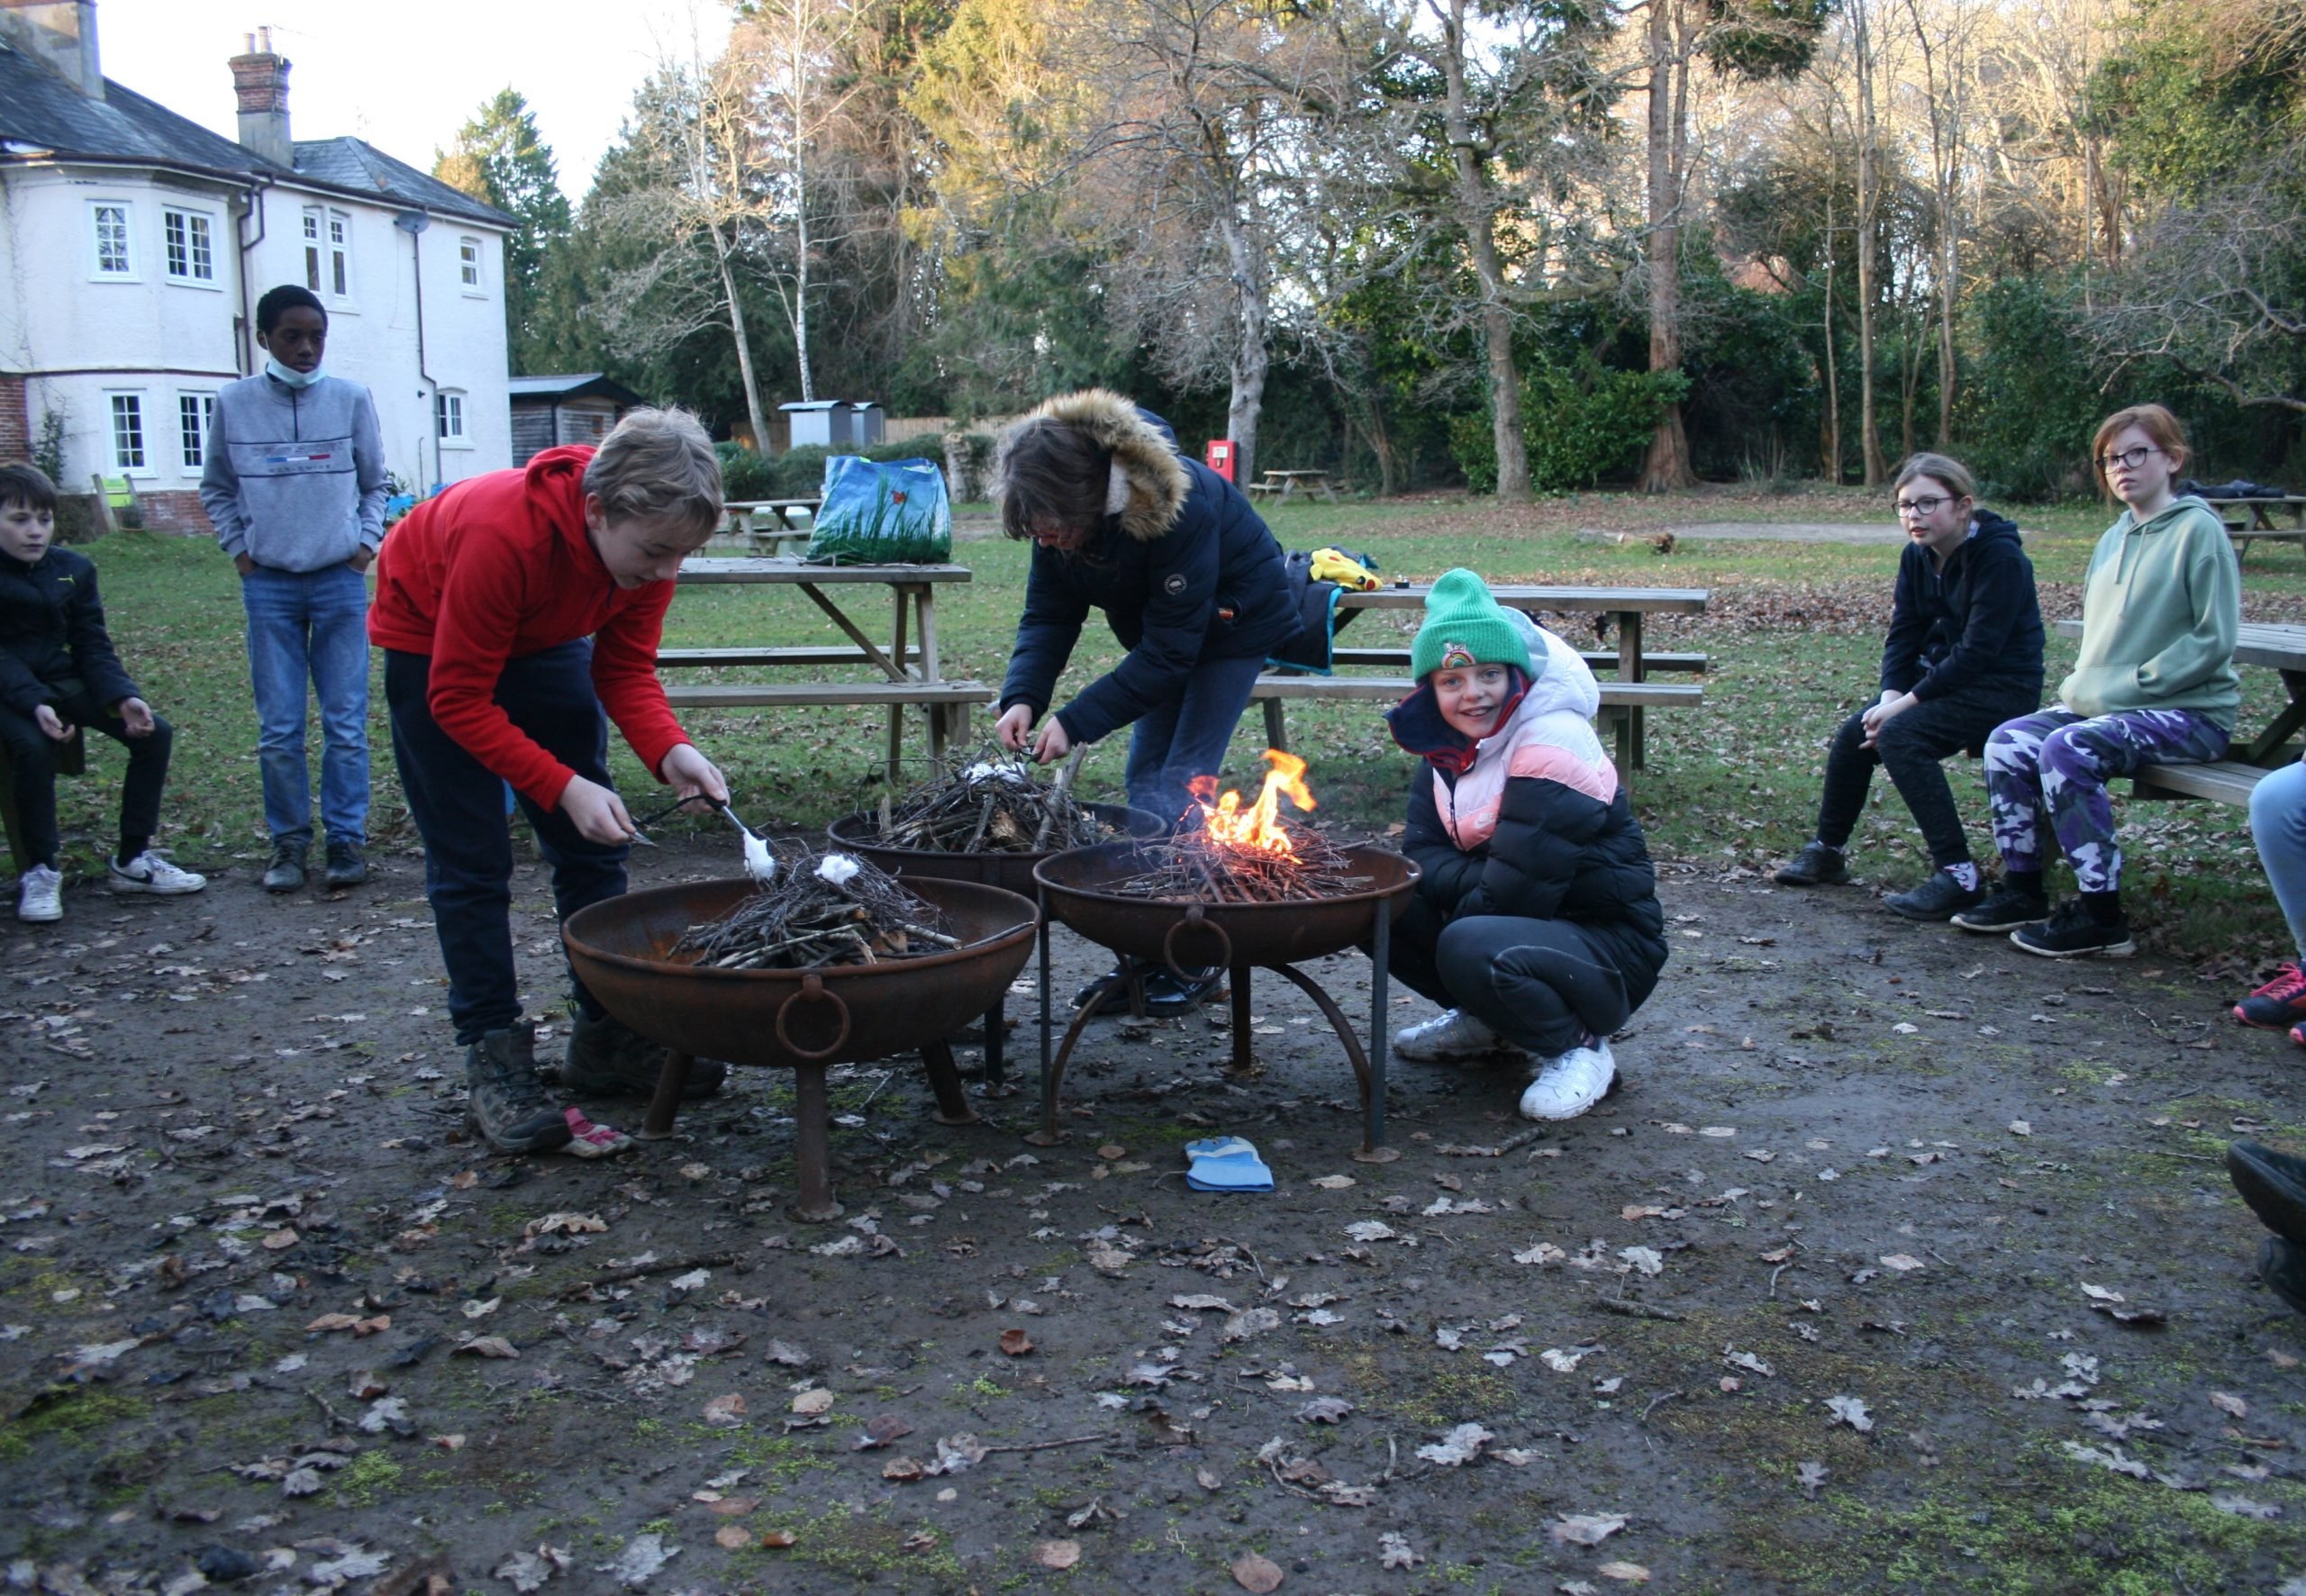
[
  {"x1": 2097, "y1": 445, "x2": 2160, "y2": 471},
  {"x1": 1894, "y1": 495, "x2": 1955, "y2": 518}
]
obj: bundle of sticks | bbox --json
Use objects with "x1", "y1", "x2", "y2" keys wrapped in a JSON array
[
  {"x1": 672, "y1": 845, "x2": 958, "y2": 970},
  {"x1": 1112, "y1": 827, "x2": 1372, "y2": 904},
  {"x1": 873, "y1": 746, "x2": 1111, "y2": 854}
]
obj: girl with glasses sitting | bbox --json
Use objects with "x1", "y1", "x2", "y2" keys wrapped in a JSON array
[{"x1": 1774, "y1": 452, "x2": 2045, "y2": 920}]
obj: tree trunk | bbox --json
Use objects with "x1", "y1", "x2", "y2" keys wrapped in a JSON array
[
  {"x1": 1853, "y1": 0, "x2": 1887, "y2": 487},
  {"x1": 1215, "y1": 206, "x2": 1268, "y2": 490},
  {"x1": 1639, "y1": 0, "x2": 1696, "y2": 493},
  {"x1": 788, "y1": 28, "x2": 817, "y2": 404},
  {"x1": 1823, "y1": 185, "x2": 1842, "y2": 483},
  {"x1": 710, "y1": 222, "x2": 772, "y2": 454},
  {"x1": 1439, "y1": 0, "x2": 1529, "y2": 499}
]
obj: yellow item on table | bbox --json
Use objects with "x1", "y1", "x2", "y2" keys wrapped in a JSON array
[{"x1": 1309, "y1": 547, "x2": 1381, "y2": 591}]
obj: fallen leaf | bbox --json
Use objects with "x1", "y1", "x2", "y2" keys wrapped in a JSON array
[
  {"x1": 601, "y1": 1532, "x2": 676, "y2": 1588},
  {"x1": 791, "y1": 1388, "x2": 835, "y2": 1416},
  {"x1": 883, "y1": 1455, "x2": 925, "y2": 1482},
  {"x1": 260, "y1": 1229, "x2": 299, "y2": 1251},
  {"x1": 454, "y1": 1336, "x2": 517, "y2": 1359},
  {"x1": 715, "y1": 1525, "x2": 753, "y2": 1549},
  {"x1": 2080, "y1": 1283, "x2": 2125, "y2": 1303},
  {"x1": 1597, "y1": 1561, "x2": 1652, "y2": 1583},
  {"x1": 702, "y1": 1393, "x2": 748, "y2": 1427},
  {"x1": 1230, "y1": 1552, "x2": 1284, "y2": 1591},
  {"x1": 1620, "y1": 1247, "x2": 1664, "y2": 1276},
  {"x1": 1221, "y1": 1308, "x2": 1282, "y2": 1343},
  {"x1": 998, "y1": 1328, "x2": 1035, "y2": 1357},
  {"x1": 1826, "y1": 1395, "x2": 1874, "y2": 1433},
  {"x1": 1310, "y1": 1174, "x2": 1355, "y2": 1190},
  {"x1": 758, "y1": 1531, "x2": 796, "y2": 1549},
  {"x1": 2211, "y1": 1392, "x2": 2249, "y2": 1419},
  {"x1": 1033, "y1": 1540, "x2": 1082, "y2": 1571},
  {"x1": 2008, "y1": 1120, "x2": 2032, "y2": 1137},
  {"x1": 1377, "y1": 1531, "x2": 1421, "y2": 1570},
  {"x1": 1096, "y1": 1144, "x2": 1128, "y2": 1160},
  {"x1": 1796, "y1": 1461, "x2": 1827, "y2": 1498},
  {"x1": 1415, "y1": 1422, "x2": 1493, "y2": 1466},
  {"x1": 1879, "y1": 1255, "x2": 1925, "y2": 1273},
  {"x1": 854, "y1": 1414, "x2": 914, "y2": 1451},
  {"x1": 1297, "y1": 1397, "x2": 1354, "y2": 1424},
  {"x1": 1550, "y1": 1512, "x2": 1628, "y2": 1546}
]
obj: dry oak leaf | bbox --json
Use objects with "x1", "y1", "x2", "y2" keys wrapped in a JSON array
[
  {"x1": 758, "y1": 1531, "x2": 796, "y2": 1549},
  {"x1": 1598, "y1": 1562, "x2": 1652, "y2": 1583},
  {"x1": 791, "y1": 1387, "x2": 835, "y2": 1416},
  {"x1": 998, "y1": 1328, "x2": 1035, "y2": 1357},
  {"x1": 2211, "y1": 1392, "x2": 2248, "y2": 1419},
  {"x1": 1231, "y1": 1552, "x2": 1285, "y2": 1592},
  {"x1": 1551, "y1": 1513, "x2": 1628, "y2": 1546},
  {"x1": 1032, "y1": 1540, "x2": 1083, "y2": 1571},
  {"x1": 702, "y1": 1393, "x2": 748, "y2": 1426},
  {"x1": 454, "y1": 1336, "x2": 518, "y2": 1359}
]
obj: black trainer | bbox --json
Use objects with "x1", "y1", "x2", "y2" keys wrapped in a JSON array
[
  {"x1": 262, "y1": 840, "x2": 306, "y2": 893},
  {"x1": 1139, "y1": 966, "x2": 1223, "y2": 1018},
  {"x1": 465, "y1": 1022, "x2": 573, "y2": 1155},
  {"x1": 2010, "y1": 898, "x2": 2135, "y2": 959},
  {"x1": 1884, "y1": 870, "x2": 1985, "y2": 921},
  {"x1": 560, "y1": 1009, "x2": 726, "y2": 1098},
  {"x1": 323, "y1": 839, "x2": 368, "y2": 889},
  {"x1": 1950, "y1": 880, "x2": 2050, "y2": 933},
  {"x1": 2229, "y1": 1140, "x2": 2306, "y2": 1247},
  {"x1": 1773, "y1": 842, "x2": 1849, "y2": 887},
  {"x1": 1072, "y1": 962, "x2": 1131, "y2": 1013},
  {"x1": 2258, "y1": 1235, "x2": 2306, "y2": 1316}
]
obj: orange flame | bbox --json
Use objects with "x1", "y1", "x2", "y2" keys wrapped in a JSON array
[{"x1": 1188, "y1": 749, "x2": 1316, "y2": 857}]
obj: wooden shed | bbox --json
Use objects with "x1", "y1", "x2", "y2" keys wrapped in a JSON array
[{"x1": 509, "y1": 374, "x2": 648, "y2": 466}]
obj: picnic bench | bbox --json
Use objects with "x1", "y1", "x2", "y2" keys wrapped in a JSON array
[
  {"x1": 721, "y1": 498, "x2": 821, "y2": 555},
  {"x1": 1246, "y1": 469, "x2": 1338, "y2": 504},
  {"x1": 2205, "y1": 495, "x2": 2306, "y2": 561},
  {"x1": 2051, "y1": 618, "x2": 2303, "y2": 804},
  {"x1": 1256, "y1": 584, "x2": 1709, "y2": 770},
  {"x1": 664, "y1": 558, "x2": 994, "y2": 784}
]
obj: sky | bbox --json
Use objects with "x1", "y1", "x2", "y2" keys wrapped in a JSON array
[{"x1": 90, "y1": 0, "x2": 733, "y2": 204}]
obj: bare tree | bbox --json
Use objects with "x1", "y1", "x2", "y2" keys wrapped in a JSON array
[{"x1": 1901, "y1": 0, "x2": 1978, "y2": 446}]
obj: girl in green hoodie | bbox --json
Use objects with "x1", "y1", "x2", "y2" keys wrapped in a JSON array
[{"x1": 1952, "y1": 404, "x2": 2240, "y2": 957}]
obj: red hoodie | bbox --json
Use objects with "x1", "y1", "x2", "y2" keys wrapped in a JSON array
[{"x1": 368, "y1": 446, "x2": 689, "y2": 807}]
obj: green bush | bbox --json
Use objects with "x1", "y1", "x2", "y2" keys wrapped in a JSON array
[
  {"x1": 1448, "y1": 355, "x2": 1691, "y2": 494},
  {"x1": 714, "y1": 442, "x2": 777, "y2": 501},
  {"x1": 1956, "y1": 277, "x2": 2106, "y2": 500}
]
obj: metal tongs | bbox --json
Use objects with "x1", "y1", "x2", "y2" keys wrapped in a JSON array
[{"x1": 633, "y1": 795, "x2": 777, "y2": 884}]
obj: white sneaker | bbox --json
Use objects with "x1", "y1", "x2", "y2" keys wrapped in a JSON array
[
  {"x1": 1519, "y1": 1039, "x2": 1616, "y2": 1120},
  {"x1": 108, "y1": 850, "x2": 206, "y2": 895},
  {"x1": 1394, "y1": 1008, "x2": 1520, "y2": 1062},
  {"x1": 17, "y1": 865, "x2": 61, "y2": 922}
]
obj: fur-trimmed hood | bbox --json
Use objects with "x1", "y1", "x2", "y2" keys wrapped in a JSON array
[{"x1": 997, "y1": 389, "x2": 1191, "y2": 543}]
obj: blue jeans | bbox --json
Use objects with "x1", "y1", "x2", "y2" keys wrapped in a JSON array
[
  {"x1": 2251, "y1": 760, "x2": 2306, "y2": 961},
  {"x1": 241, "y1": 563, "x2": 370, "y2": 848},
  {"x1": 385, "y1": 643, "x2": 630, "y2": 1045},
  {"x1": 1121, "y1": 652, "x2": 1267, "y2": 828}
]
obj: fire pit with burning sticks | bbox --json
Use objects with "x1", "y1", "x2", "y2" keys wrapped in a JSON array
[
  {"x1": 562, "y1": 854, "x2": 1037, "y2": 1220},
  {"x1": 1030, "y1": 751, "x2": 1419, "y2": 1156},
  {"x1": 827, "y1": 751, "x2": 1165, "y2": 1088}
]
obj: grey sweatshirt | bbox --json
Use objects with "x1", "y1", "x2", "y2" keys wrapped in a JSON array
[{"x1": 199, "y1": 372, "x2": 389, "y2": 571}]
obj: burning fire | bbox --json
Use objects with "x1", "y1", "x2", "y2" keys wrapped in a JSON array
[{"x1": 1187, "y1": 750, "x2": 1315, "y2": 858}]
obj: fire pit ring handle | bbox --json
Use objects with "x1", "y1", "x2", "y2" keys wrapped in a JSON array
[
  {"x1": 1161, "y1": 904, "x2": 1232, "y2": 981},
  {"x1": 775, "y1": 974, "x2": 852, "y2": 1061}
]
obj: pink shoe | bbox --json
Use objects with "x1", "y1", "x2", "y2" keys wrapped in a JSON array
[
  {"x1": 2238, "y1": 962, "x2": 2306, "y2": 1029},
  {"x1": 560, "y1": 1107, "x2": 632, "y2": 1158}
]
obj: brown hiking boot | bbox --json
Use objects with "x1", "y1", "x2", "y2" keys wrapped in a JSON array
[
  {"x1": 464, "y1": 1022, "x2": 573, "y2": 1155},
  {"x1": 561, "y1": 1009, "x2": 726, "y2": 1100}
]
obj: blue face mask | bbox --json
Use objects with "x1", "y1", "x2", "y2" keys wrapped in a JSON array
[{"x1": 264, "y1": 356, "x2": 323, "y2": 389}]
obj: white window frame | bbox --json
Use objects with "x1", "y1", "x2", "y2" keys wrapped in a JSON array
[
  {"x1": 106, "y1": 392, "x2": 152, "y2": 476},
  {"x1": 435, "y1": 388, "x2": 470, "y2": 449},
  {"x1": 161, "y1": 206, "x2": 218, "y2": 286},
  {"x1": 177, "y1": 392, "x2": 217, "y2": 474},
  {"x1": 304, "y1": 205, "x2": 352, "y2": 301},
  {"x1": 458, "y1": 236, "x2": 484, "y2": 293},
  {"x1": 89, "y1": 201, "x2": 137, "y2": 281}
]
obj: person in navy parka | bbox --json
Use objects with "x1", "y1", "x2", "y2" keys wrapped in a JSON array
[{"x1": 993, "y1": 389, "x2": 1300, "y2": 1013}]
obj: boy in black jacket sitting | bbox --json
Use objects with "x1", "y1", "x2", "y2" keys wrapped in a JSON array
[
  {"x1": 1773, "y1": 453, "x2": 2043, "y2": 920},
  {"x1": 0, "y1": 465, "x2": 204, "y2": 921}
]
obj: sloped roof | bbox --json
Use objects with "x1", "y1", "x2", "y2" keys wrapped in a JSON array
[
  {"x1": 0, "y1": 40, "x2": 512, "y2": 230},
  {"x1": 508, "y1": 374, "x2": 648, "y2": 406}
]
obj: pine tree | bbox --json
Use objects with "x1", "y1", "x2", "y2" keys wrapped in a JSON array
[{"x1": 434, "y1": 89, "x2": 574, "y2": 376}]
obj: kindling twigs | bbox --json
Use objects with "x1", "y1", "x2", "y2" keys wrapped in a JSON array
[
  {"x1": 1112, "y1": 825, "x2": 1371, "y2": 904},
  {"x1": 670, "y1": 844, "x2": 954, "y2": 971},
  {"x1": 872, "y1": 745, "x2": 1113, "y2": 855}
]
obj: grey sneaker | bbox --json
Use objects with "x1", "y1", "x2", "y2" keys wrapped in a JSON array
[
  {"x1": 561, "y1": 1009, "x2": 726, "y2": 1099},
  {"x1": 1774, "y1": 841, "x2": 1849, "y2": 887},
  {"x1": 464, "y1": 1022, "x2": 574, "y2": 1155},
  {"x1": 323, "y1": 839, "x2": 367, "y2": 889},
  {"x1": 262, "y1": 840, "x2": 307, "y2": 893}
]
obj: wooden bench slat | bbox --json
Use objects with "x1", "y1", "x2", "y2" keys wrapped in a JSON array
[
  {"x1": 664, "y1": 680, "x2": 995, "y2": 710},
  {"x1": 658, "y1": 646, "x2": 922, "y2": 668},
  {"x1": 2128, "y1": 760, "x2": 2270, "y2": 804},
  {"x1": 1249, "y1": 676, "x2": 1702, "y2": 706},
  {"x1": 1323, "y1": 648, "x2": 1708, "y2": 674}
]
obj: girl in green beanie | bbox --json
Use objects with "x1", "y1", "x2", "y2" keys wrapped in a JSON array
[{"x1": 1381, "y1": 569, "x2": 1668, "y2": 1120}]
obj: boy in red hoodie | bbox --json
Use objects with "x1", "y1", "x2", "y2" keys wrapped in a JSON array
[{"x1": 369, "y1": 409, "x2": 731, "y2": 1154}]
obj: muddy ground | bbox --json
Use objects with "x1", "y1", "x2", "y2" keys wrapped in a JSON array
[{"x1": 5, "y1": 833, "x2": 2306, "y2": 1596}]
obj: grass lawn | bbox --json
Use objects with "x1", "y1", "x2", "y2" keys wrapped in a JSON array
[{"x1": 47, "y1": 482, "x2": 2306, "y2": 970}]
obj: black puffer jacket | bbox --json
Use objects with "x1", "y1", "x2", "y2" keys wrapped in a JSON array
[
  {"x1": 0, "y1": 546, "x2": 137, "y2": 719},
  {"x1": 1396, "y1": 689, "x2": 1667, "y2": 1011},
  {"x1": 1880, "y1": 509, "x2": 2044, "y2": 703},
  {"x1": 997, "y1": 392, "x2": 1297, "y2": 746}
]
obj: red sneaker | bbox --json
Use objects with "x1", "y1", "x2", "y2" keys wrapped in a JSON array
[
  {"x1": 2293, "y1": 1021, "x2": 2306, "y2": 1050},
  {"x1": 2237, "y1": 962, "x2": 2306, "y2": 1029}
]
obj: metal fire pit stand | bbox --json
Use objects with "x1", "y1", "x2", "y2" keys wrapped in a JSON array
[{"x1": 1033, "y1": 902, "x2": 1395, "y2": 1159}]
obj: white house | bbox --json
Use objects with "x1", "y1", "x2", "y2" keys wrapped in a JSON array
[{"x1": 0, "y1": 3, "x2": 514, "y2": 533}]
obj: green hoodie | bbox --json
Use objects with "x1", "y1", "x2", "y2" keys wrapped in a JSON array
[{"x1": 2059, "y1": 494, "x2": 2240, "y2": 726}]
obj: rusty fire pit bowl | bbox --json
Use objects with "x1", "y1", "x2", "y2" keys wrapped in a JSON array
[
  {"x1": 1032, "y1": 839, "x2": 1418, "y2": 971},
  {"x1": 826, "y1": 802, "x2": 1166, "y2": 898},
  {"x1": 1028, "y1": 840, "x2": 1420, "y2": 1155},
  {"x1": 562, "y1": 876, "x2": 1037, "y2": 1220}
]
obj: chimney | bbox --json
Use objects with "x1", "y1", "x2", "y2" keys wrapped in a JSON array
[
  {"x1": 0, "y1": 2, "x2": 105, "y2": 100},
  {"x1": 229, "y1": 26, "x2": 292, "y2": 168}
]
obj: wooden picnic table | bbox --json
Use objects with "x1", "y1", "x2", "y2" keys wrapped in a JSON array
[
  {"x1": 721, "y1": 498, "x2": 822, "y2": 554},
  {"x1": 665, "y1": 558, "x2": 993, "y2": 783},
  {"x1": 1248, "y1": 469, "x2": 1338, "y2": 504},
  {"x1": 2050, "y1": 617, "x2": 2305, "y2": 803},
  {"x1": 1257, "y1": 584, "x2": 1711, "y2": 770},
  {"x1": 2203, "y1": 495, "x2": 2306, "y2": 560}
]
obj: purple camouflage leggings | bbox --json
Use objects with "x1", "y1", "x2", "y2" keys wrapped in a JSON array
[{"x1": 1983, "y1": 708, "x2": 2229, "y2": 893}]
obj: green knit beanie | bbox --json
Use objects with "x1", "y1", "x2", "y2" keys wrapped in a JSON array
[{"x1": 1412, "y1": 567, "x2": 1534, "y2": 680}]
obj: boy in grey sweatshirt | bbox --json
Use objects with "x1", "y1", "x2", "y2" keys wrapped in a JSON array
[{"x1": 199, "y1": 284, "x2": 387, "y2": 893}]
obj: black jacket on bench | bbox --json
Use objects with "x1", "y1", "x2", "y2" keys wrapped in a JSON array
[
  {"x1": 1879, "y1": 508, "x2": 2043, "y2": 704},
  {"x1": 0, "y1": 546, "x2": 137, "y2": 719}
]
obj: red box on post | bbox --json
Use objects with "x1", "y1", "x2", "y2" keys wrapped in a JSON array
[{"x1": 1203, "y1": 440, "x2": 1235, "y2": 482}]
